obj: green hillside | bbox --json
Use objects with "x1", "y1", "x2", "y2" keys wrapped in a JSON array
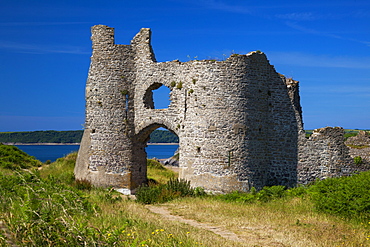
[
  {"x1": 0, "y1": 130, "x2": 83, "y2": 143},
  {"x1": 0, "y1": 143, "x2": 42, "y2": 170},
  {"x1": 0, "y1": 129, "x2": 179, "y2": 144}
]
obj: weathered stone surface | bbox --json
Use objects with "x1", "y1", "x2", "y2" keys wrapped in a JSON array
[
  {"x1": 345, "y1": 131, "x2": 370, "y2": 164},
  {"x1": 75, "y1": 25, "x2": 362, "y2": 193}
]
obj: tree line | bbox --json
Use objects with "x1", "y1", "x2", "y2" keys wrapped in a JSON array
[{"x1": 0, "y1": 130, "x2": 179, "y2": 144}]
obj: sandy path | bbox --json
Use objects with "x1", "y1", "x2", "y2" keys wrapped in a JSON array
[{"x1": 146, "y1": 205, "x2": 243, "y2": 243}]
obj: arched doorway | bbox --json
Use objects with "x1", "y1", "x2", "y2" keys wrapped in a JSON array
[{"x1": 135, "y1": 123, "x2": 180, "y2": 185}]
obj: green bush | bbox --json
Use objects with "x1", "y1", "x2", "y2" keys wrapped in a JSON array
[
  {"x1": 136, "y1": 178, "x2": 203, "y2": 204},
  {"x1": 354, "y1": 156, "x2": 363, "y2": 165},
  {"x1": 216, "y1": 191, "x2": 256, "y2": 203},
  {"x1": 257, "y1": 185, "x2": 286, "y2": 202},
  {"x1": 308, "y1": 171, "x2": 370, "y2": 221}
]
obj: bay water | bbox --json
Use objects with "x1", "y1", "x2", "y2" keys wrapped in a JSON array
[{"x1": 15, "y1": 144, "x2": 179, "y2": 163}]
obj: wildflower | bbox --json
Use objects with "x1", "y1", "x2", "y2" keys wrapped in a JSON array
[
  {"x1": 107, "y1": 233, "x2": 111, "y2": 237},
  {"x1": 160, "y1": 229, "x2": 164, "y2": 232},
  {"x1": 186, "y1": 231, "x2": 190, "y2": 234}
]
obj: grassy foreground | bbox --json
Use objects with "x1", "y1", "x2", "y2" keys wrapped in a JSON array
[{"x1": 1, "y1": 147, "x2": 370, "y2": 246}]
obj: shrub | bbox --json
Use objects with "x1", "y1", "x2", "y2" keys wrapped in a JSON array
[
  {"x1": 136, "y1": 178, "x2": 201, "y2": 204},
  {"x1": 120, "y1": 89, "x2": 129, "y2": 95},
  {"x1": 216, "y1": 191, "x2": 256, "y2": 203},
  {"x1": 73, "y1": 179, "x2": 92, "y2": 190},
  {"x1": 257, "y1": 185, "x2": 286, "y2": 202},
  {"x1": 354, "y1": 156, "x2": 363, "y2": 165},
  {"x1": 308, "y1": 171, "x2": 370, "y2": 221},
  {"x1": 166, "y1": 178, "x2": 193, "y2": 197}
]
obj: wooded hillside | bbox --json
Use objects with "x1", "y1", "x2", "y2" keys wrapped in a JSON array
[{"x1": 0, "y1": 130, "x2": 179, "y2": 143}]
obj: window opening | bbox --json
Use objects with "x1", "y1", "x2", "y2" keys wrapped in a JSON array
[
  {"x1": 125, "y1": 94, "x2": 129, "y2": 117},
  {"x1": 143, "y1": 83, "x2": 171, "y2": 109}
]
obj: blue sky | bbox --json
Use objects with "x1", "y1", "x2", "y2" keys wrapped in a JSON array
[{"x1": 0, "y1": 0, "x2": 369, "y2": 132}]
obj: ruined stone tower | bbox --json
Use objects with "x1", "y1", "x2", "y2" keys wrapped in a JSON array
[{"x1": 75, "y1": 25, "x2": 304, "y2": 193}]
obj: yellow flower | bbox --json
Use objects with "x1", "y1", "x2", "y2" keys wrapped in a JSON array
[
  {"x1": 107, "y1": 233, "x2": 111, "y2": 237},
  {"x1": 160, "y1": 229, "x2": 164, "y2": 232},
  {"x1": 127, "y1": 233, "x2": 131, "y2": 237},
  {"x1": 186, "y1": 231, "x2": 190, "y2": 234}
]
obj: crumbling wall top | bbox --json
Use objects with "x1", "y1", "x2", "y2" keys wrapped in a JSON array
[{"x1": 310, "y1": 127, "x2": 345, "y2": 139}]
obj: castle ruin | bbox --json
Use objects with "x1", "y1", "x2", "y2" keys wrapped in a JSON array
[{"x1": 75, "y1": 25, "x2": 361, "y2": 193}]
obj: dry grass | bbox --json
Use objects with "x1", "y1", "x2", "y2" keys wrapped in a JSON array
[
  {"x1": 163, "y1": 197, "x2": 370, "y2": 247},
  {"x1": 86, "y1": 190, "x2": 242, "y2": 246},
  {"x1": 147, "y1": 159, "x2": 178, "y2": 184}
]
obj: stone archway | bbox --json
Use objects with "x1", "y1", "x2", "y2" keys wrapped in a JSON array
[{"x1": 134, "y1": 123, "x2": 180, "y2": 182}]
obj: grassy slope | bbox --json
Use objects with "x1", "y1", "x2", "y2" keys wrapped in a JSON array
[
  {"x1": 0, "y1": 143, "x2": 42, "y2": 171},
  {"x1": 1, "y1": 153, "x2": 370, "y2": 246},
  {"x1": 165, "y1": 197, "x2": 370, "y2": 246}
]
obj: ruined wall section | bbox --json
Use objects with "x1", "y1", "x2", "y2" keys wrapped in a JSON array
[
  {"x1": 345, "y1": 131, "x2": 370, "y2": 164},
  {"x1": 285, "y1": 77, "x2": 303, "y2": 131},
  {"x1": 131, "y1": 51, "x2": 299, "y2": 192},
  {"x1": 75, "y1": 25, "x2": 141, "y2": 188},
  {"x1": 298, "y1": 127, "x2": 355, "y2": 184},
  {"x1": 175, "y1": 55, "x2": 273, "y2": 192},
  {"x1": 264, "y1": 70, "x2": 300, "y2": 187}
]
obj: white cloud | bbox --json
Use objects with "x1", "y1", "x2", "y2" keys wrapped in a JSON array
[
  {"x1": 285, "y1": 22, "x2": 370, "y2": 46},
  {"x1": 199, "y1": 0, "x2": 251, "y2": 14},
  {"x1": 0, "y1": 40, "x2": 89, "y2": 55},
  {"x1": 0, "y1": 22, "x2": 89, "y2": 27},
  {"x1": 276, "y1": 12, "x2": 319, "y2": 21}
]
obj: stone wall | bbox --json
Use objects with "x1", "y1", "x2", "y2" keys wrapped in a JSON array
[
  {"x1": 297, "y1": 127, "x2": 369, "y2": 184},
  {"x1": 75, "y1": 25, "x2": 364, "y2": 193},
  {"x1": 345, "y1": 131, "x2": 370, "y2": 164}
]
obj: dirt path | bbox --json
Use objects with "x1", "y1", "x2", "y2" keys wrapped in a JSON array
[{"x1": 146, "y1": 205, "x2": 243, "y2": 243}]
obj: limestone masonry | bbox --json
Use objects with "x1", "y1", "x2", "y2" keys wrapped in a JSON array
[{"x1": 75, "y1": 25, "x2": 367, "y2": 193}]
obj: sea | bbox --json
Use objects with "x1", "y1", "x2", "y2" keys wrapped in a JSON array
[{"x1": 15, "y1": 144, "x2": 179, "y2": 163}]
